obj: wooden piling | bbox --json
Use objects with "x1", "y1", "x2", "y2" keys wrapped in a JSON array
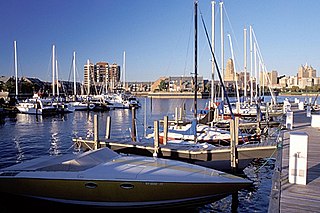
[
  {"x1": 93, "y1": 114, "x2": 100, "y2": 150},
  {"x1": 131, "y1": 107, "x2": 137, "y2": 142},
  {"x1": 153, "y1": 120, "x2": 159, "y2": 157},
  {"x1": 163, "y1": 116, "x2": 168, "y2": 145},
  {"x1": 105, "y1": 116, "x2": 111, "y2": 139},
  {"x1": 175, "y1": 107, "x2": 178, "y2": 124},
  {"x1": 230, "y1": 117, "x2": 239, "y2": 173}
]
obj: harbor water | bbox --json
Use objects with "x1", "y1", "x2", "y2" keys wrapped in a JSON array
[{"x1": 0, "y1": 96, "x2": 303, "y2": 212}]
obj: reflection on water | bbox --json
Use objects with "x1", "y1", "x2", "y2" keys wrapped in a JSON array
[{"x1": 0, "y1": 97, "x2": 279, "y2": 212}]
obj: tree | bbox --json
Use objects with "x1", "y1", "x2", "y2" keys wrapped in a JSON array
[{"x1": 158, "y1": 80, "x2": 168, "y2": 91}]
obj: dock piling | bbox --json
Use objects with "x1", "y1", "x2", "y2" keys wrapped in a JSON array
[
  {"x1": 131, "y1": 107, "x2": 137, "y2": 142},
  {"x1": 93, "y1": 114, "x2": 100, "y2": 149},
  {"x1": 105, "y1": 115, "x2": 111, "y2": 139},
  {"x1": 163, "y1": 116, "x2": 168, "y2": 145},
  {"x1": 230, "y1": 117, "x2": 239, "y2": 173},
  {"x1": 153, "y1": 120, "x2": 159, "y2": 157}
]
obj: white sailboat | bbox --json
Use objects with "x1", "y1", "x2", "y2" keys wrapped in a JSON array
[{"x1": 16, "y1": 97, "x2": 57, "y2": 115}]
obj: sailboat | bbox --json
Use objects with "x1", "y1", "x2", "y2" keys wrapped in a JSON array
[{"x1": 0, "y1": 146, "x2": 251, "y2": 209}]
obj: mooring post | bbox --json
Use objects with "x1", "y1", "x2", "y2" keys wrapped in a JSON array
[
  {"x1": 179, "y1": 107, "x2": 183, "y2": 121},
  {"x1": 153, "y1": 120, "x2": 159, "y2": 157},
  {"x1": 105, "y1": 115, "x2": 111, "y2": 139},
  {"x1": 93, "y1": 114, "x2": 100, "y2": 150},
  {"x1": 131, "y1": 107, "x2": 137, "y2": 142},
  {"x1": 163, "y1": 116, "x2": 168, "y2": 145},
  {"x1": 230, "y1": 117, "x2": 239, "y2": 173},
  {"x1": 175, "y1": 107, "x2": 178, "y2": 124},
  {"x1": 256, "y1": 103, "x2": 261, "y2": 136}
]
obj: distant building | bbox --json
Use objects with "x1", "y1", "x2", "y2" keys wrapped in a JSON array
[
  {"x1": 225, "y1": 58, "x2": 235, "y2": 81},
  {"x1": 260, "y1": 70, "x2": 278, "y2": 86},
  {"x1": 298, "y1": 63, "x2": 316, "y2": 78},
  {"x1": 83, "y1": 61, "x2": 121, "y2": 95},
  {"x1": 151, "y1": 76, "x2": 204, "y2": 92}
]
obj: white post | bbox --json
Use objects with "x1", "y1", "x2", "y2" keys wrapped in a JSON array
[
  {"x1": 211, "y1": 1, "x2": 216, "y2": 105},
  {"x1": 244, "y1": 28, "x2": 247, "y2": 101},
  {"x1": 219, "y1": 1, "x2": 224, "y2": 103},
  {"x1": 289, "y1": 132, "x2": 308, "y2": 185},
  {"x1": 14, "y1": 40, "x2": 18, "y2": 98},
  {"x1": 249, "y1": 26, "x2": 253, "y2": 105},
  {"x1": 73, "y1": 51, "x2": 77, "y2": 96},
  {"x1": 52, "y1": 45, "x2": 55, "y2": 97}
]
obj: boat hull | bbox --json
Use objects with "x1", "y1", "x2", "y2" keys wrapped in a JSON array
[{"x1": 0, "y1": 178, "x2": 249, "y2": 209}]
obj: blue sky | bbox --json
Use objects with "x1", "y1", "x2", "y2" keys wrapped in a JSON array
[{"x1": 0, "y1": 0, "x2": 320, "y2": 83}]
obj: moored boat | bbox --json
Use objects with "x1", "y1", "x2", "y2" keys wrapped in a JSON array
[{"x1": 0, "y1": 147, "x2": 252, "y2": 209}]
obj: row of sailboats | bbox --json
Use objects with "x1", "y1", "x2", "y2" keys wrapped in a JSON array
[{"x1": 12, "y1": 41, "x2": 140, "y2": 114}]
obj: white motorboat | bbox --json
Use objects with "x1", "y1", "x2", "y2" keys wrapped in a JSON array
[
  {"x1": 0, "y1": 147, "x2": 251, "y2": 209},
  {"x1": 16, "y1": 98, "x2": 57, "y2": 115}
]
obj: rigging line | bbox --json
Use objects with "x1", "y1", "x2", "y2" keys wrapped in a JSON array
[
  {"x1": 223, "y1": 4, "x2": 242, "y2": 68},
  {"x1": 183, "y1": 11, "x2": 193, "y2": 76},
  {"x1": 199, "y1": 9, "x2": 235, "y2": 120}
]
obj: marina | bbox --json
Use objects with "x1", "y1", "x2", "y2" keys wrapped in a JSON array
[{"x1": 1, "y1": 0, "x2": 320, "y2": 212}]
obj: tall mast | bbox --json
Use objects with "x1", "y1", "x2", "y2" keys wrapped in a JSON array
[
  {"x1": 73, "y1": 51, "x2": 76, "y2": 96},
  {"x1": 227, "y1": 34, "x2": 240, "y2": 105},
  {"x1": 211, "y1": 1, "x2": 215, "y2": 105},
  {"x1": 219, "y1": 1, "x2": 224, "y2": 103},
  {"x1": 123, "y1": 51, "x2": 126, "y2": 91},
  {"x1": 194, "y1": 0, "x2": 198, "y2": 143},
  {"x1": 56, "y1": 59, "x2": 59, "y2": 97},
  {"x1": 244, "y1": 27, "x2": 247, "y2": 101},
  {"x1": 52, "y1": 44, "x2": 55, "y2": 97},
  {"x1": 87, "y1": 59, "x2": 90, "y2": 95},
  {"x1": 14, "y1": 40, "x2": 18, "y2": 98},
  {"x1": 249, "y1": 25, "x2": 253, "y2": 105},
  {"x1": 254, "y1": 42, "x2": 257, "y2": 103}
]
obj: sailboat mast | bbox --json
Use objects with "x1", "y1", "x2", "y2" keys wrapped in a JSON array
[
  {"x1": 220, "y1": 2, "x2": 224, "y2": 103},
  {"x1": 244, "y1": 27, "x2": 247, "y2": 101},
  {"x1": 52, "y1": 45, "x2": 55, "y2": 97},
  {"x1": 56, "y1": 59, "x2": 59, "y2": 97},
  {"x1": 123, "y1": 51, "x2": 126, "y2": 91},
  {"x1": 249, "y1": 25, "x2": 253, "y2": 105},
  {"x1": 14, "y1": 40, "x2": 18, "y2": 98},
  {"x1": 227, "y1": 34, "x2": 240, "y2": 105},
  {"x1": 194, "y1": 0, "x2": 198, "y2": 143},
  {"x1": 73, "y1": 51, "x2": 76, "y2": 96},
  {"x1": 211, "y1": 1, "x2": 215, "y2": 105},
  {"x1": 87, "y1": 59, "x2": 90, "y2": 95}
]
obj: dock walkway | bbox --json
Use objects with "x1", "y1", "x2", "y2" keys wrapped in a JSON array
[{"x1": 269, "y1": 109, "x2": 320, "y2": 212}]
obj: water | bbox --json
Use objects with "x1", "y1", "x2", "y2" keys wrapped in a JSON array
[{"x1": 0, "y1": 97, "x2": 277, "y2": 212}]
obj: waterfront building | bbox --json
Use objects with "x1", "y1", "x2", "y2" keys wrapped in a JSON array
[
  {"x1": 151, "y1": 76, "x2": 204, "y2": 92},
  {"x1": 83, "y1": 61, "x2": 121, "y2": 95}
]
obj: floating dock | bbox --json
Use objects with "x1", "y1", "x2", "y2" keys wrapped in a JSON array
[{"x1": 269, "y1": 108, "x2": 320, "y2": 212}]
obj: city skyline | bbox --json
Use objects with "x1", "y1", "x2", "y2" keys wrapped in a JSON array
[{"x1": 0, "y1": 0, "x2": 320, "y2": 83}]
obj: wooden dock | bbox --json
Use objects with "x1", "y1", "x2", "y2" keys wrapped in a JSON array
[
  {"x1": 73, "y1": 136, "x2": 278, "y2": 172},
  {"x1": 269, "y1": 108, "x2": 320, "y2": 212}
]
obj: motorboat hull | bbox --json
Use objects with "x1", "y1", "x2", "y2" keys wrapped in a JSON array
[
  {"x1": 0, "y1": 178, "x2": 249, "y2": 208},
  {"x1": 0, "y1": 147, "x2": 251, "y2": 209}
]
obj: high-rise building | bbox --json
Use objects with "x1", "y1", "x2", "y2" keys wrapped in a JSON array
[
  {"x1": 83, "y1": 61, "x2": 121, "y2": 95},
  {"x1": 298, "y1": 63, "x2": 316, "y2": 78},
  {"x1": 225, "y1": 58, "x2": 235, "y2": 81}
]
